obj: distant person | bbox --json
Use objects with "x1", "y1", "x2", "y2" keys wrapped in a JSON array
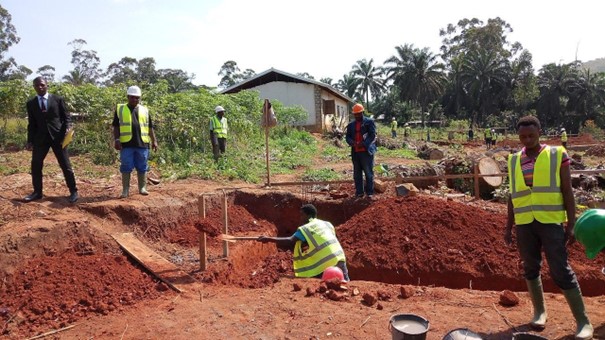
[
  {"x1": 504, "y1": 115, "x2": 593, "y2": 339},
  {"x1": 390, "y1": 117, "x2": 398, "y2": 138},
  {"x1": 113, "y1": 86, "x2": 158, "y2": 198},
  {"x1": 257, "y1": 204, "x2": 349, "y2": 281},
  {"x1": 24, "y1": 76, "x2": 78, "y2": 203},
  {"x1": 404, "y1": 123, "x2": 411, "y2": 140},
  {"x1": 561, "y1": 128, "x2": 568, "y2": 148},
  {"x1": 491, "y1": 129, "x2": 497, "y2": 147},
  {"x1": 210, "y1": 106, "x2": 228, "y2": 160},
  {"x1": 345, "y1": 103, "x2": 376, "y2": 198},
  {"x1": 484, "y1": 127, "x2": 492, "y2": 150},
  {"x1": 468, "y1": 127, "x2": 474, "y2": 141}
]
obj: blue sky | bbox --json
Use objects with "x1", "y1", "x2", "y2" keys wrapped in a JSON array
[{"x1": 4, "y1": 0, "x2": 605, "y2": 87}]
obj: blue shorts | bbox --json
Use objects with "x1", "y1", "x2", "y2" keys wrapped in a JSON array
[{"x1": 120, "y1": 147, "x2": 149, "y2": 173}]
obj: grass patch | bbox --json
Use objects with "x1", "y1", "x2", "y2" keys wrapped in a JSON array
[{"x1": 302, "y1": 168, "x2": 343, "y2": 182}]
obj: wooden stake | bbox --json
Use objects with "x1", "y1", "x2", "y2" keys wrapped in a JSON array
[
  {"x1": 222, "y1": 190, "x2": 229, "y2": 258},
  {"x1": 473, "y1": 161, "x2": 480, "y2": 199},
  {"x1": 198, "y1": 195, "x2": 207, "y2": 271}
]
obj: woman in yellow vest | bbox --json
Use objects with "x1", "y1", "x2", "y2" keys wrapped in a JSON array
[
  {"x1": 504, "y1": 116, "x2": 592, "y2": 340},
  {"x1": 561, "y1": 127, "x2": 568, "y2": 148},
  {"x1": 257, "y1": 204, "x2": 349, "y2": 281}
]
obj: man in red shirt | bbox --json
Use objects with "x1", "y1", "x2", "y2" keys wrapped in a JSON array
[{"x1": 345, "y1": 104, "x2": 377, "y2": 198}]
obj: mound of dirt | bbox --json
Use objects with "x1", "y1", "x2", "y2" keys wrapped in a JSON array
[
  {"x1": 337, "y1": 195, "x2": 603, "y2": 294},
  {"x1": 585, "y1": 144, "x2": 605, "y2": 157},
  {"x1": 0, "y1": 252, "x2": 164, "y2": 337}
]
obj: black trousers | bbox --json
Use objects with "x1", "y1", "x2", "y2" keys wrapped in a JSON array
[{"x1": 31, "y1": 141, "x2": 77, "y2": 194}]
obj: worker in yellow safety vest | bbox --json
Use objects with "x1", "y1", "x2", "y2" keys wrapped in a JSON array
[
  {"x1": 210, "y1": 106, "x2": 228, "y2": 160},
  {"x1": 504, "y1": 115, "x2": 593, "y2": 340},
  {"x1": 257, "y1": 204, "x2": 349, "y2": 281},
  {"x1": 484, "y1": 127, "x2": 492, "y2": 150},
  {"x1": 561, "y1": 127, "x2": 568, "y2": 148},
  {"x1": 113, "y1": 86, "x2": 158, "y2": 198}
]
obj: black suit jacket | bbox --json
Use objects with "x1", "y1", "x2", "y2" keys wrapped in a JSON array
[{"x1": 26, "y1": 94, "x2": 71, "y2": 145}]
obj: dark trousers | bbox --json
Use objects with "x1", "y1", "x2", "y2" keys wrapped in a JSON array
[
  {"x1": 211, "y1": 137, "x2": 226, "y2": 160},
  {"x1": 31, "y1": 141, "x2": 77, "y2": 194},
  {"x1": 516, "y1": 220, "x2": 579, "y2": 290},
  {"x1": 352, "y1": 151, "x2": 374, "y2": 196}
]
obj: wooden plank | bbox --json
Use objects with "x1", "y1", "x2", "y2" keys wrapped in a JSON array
[{"x1": 112, "y1": 232, "x2": 196, "y2": 293}]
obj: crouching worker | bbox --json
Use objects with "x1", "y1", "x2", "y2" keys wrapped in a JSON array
[{"x1": 257, "y1": 204, "x2": 350, "y2": 281}]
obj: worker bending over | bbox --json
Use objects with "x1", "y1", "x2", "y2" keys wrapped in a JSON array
[{"x1": 258, "y1": 204, "x2": 350, "y2": 281}]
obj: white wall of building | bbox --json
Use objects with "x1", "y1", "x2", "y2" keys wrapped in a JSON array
[{"x1": 252, "y1": 82, "x2": 316, "y2": 125}]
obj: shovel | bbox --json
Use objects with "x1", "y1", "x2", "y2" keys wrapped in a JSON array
[{"x1": 219, "y1": 234, "x2": 261, "y2": 243}]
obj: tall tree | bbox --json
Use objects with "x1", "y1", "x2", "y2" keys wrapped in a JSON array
[
  {"x1": 336, "y1": 73, "x2": 361, "y2": 101},
  {"x1": 459, "y1": 50, "x2": 511, "y2": 126},
  {"x1": 218, "y1": 60, "x2": 241, "y2": 88},
  {"x1": 137, "y1": 57, "x2": 158, "y2": 84},
  {"x1": 536, "y1": 62, "x2": 577, "y2": 128},
  {"x1": 105, "y1": 57, "x2": 138, "y2": 85},
  {"x1": 351, "y1": 58, "x2": 384, "y2": 112},
  {"x1": 64, "y1": 39, "x2": 102, "y2": 85},
  {"x1": 384, "y1": 45, "x2": 446, "y2": 113},
  {"x1": 0, "y1": 5, "x2": 30, "y2": 80},
  {"x1": 158, "y1": 68, "x2": 196, "y2": 93},
  {"x1": 36, "y1": 65, "x2": 56, "y2": 82}
]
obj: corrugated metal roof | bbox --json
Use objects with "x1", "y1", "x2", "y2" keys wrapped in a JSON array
[{"x1": 220, "y1": 68, "x2": 353, "y2": 102}]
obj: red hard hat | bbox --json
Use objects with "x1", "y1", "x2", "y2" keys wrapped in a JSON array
[
  {"x1": 352, "y1": 103, "x2": 365, "y2": 114},
  {"x1": 321, "y1": 266, "x2": 345, "y2": 282}
]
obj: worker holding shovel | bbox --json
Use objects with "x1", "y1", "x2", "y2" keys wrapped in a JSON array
[
  {"x1": 504, "y1": 115, "x2": 593, "y2": 340},
  {"x1": 257, "y1": 204, "x2": 350, "y2": 281}
]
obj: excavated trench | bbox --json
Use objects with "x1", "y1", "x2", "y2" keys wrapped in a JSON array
[{"x1": 1, "y1": 189, "x2": 604, "y2": 337}]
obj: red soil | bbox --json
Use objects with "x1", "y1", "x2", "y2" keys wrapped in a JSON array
[{"x1": 0, "y1": 252, "x2": 164, "y2": 336}]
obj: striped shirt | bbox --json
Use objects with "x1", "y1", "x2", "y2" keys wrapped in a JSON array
[{"x1": 520, "y1": 144, "x2": 570, "y2": 187}]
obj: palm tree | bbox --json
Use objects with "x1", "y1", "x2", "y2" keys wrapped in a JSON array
[
  {"x1": 62, "y1": 69, "x2": 86, "y2": 86},
  {"x1": 351, "y1": 58, "x2": 385, "y2": 112},
  {"x1": 536, "y1": 63, "x2": 577, "y2": 128},
  {"x1": 459, "y1": 50, "x2": 511, "y2": 126},
  {"x1": 384, "y1": 45, "x2": 446, "y2": 113},
  {"x1": 566, "y1": 68, "x2": 605, "y2": 129},
  {"x1": 336, "y1": 73, "x2": 361, "y2": 101}
]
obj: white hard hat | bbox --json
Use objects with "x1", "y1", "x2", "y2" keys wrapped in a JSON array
[
  {"x1": 215, "y1": 105, "x2": 225, "y2": 113},
  {"x1": 127, "y1": 86, "x2": 141, "y2": 97},
  {"x1": 561, "y1": 128, "x2": 566, "y2": 131}
]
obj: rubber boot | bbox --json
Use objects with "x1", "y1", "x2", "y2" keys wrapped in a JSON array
[
  {"x1": 120, "y1": 173, "x2": 130, "y2": 198},
  {"x1": 526, "y1": 277, "x2": 547, "y2": 329},
  {"x1": 563, "y1": 287, "x2": 593, "y2": 340},
  {"x1": 137, "y1": 172, "x2": 149, "y2": 195}
]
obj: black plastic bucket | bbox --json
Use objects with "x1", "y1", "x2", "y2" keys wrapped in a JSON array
[
  {"x1": 442, "y1": 328, "x2": 483, "y2": 340},
  {"x1": 389, "y1": 314, "x2": 430, "y2": 340}
]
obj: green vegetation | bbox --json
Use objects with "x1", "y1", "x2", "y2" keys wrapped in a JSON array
[{"x1": 302, "y1": 168, "x2": 343, "y2": 182}]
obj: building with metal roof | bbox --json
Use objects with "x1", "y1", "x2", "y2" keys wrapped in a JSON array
[{"x1": 221, "y1": 68, "x2": 353, "y2": 132}]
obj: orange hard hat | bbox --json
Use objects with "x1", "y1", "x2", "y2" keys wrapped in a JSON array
[
  {"x1": 321, "y1": 266, "x2": 345, "y2": 282},
  {"x1": 352, "y1": 103, "x2": 365, "y2": 114}
]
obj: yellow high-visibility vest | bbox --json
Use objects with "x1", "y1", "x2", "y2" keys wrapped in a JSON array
[
  {"x1": 293, "y1": 218, "x2": 346, "y2": 278},
  {"x1": 485, "y1": 128, "x2": 492, "y2": 138},
  {"x1": 561, "y1": 131, "x2": 568, "y2": 142},
  {"x1": 508, "y1": 146, "x2": 566, "y2": 225},
  {"x1": 210, "y1": 116, "x2": 228, "y2": 138},
  {"x1": 117, "y1": 104, "x2": 150, "y2": 143}
]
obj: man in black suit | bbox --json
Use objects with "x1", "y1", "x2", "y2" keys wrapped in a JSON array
[{"x1": 24, "y1": 76, "x2": 78, "y2": 203}]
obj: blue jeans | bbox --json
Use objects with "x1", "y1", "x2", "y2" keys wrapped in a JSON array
[
  {"x1": 516, "y1": 220, "x2": 579, "y2": 290},
  {"x1": 120, "y1": 147, "x2": 149, "y2": 173},
  {"x1": 352, "y1": 151, "x2": 374, "y2": 196}
]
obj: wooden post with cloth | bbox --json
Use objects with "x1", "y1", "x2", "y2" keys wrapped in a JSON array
[{"x1": 262, "y1": 99, "x2": 277, "y2": 186}]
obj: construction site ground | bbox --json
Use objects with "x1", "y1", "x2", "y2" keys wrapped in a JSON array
[{"x1": 1, "y1": 135, "x2": 604, "y2": 340}]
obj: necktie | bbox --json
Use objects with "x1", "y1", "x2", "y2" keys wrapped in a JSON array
[{"x1": 40, "y1": 97, "x2": 46, "y2": 112}]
